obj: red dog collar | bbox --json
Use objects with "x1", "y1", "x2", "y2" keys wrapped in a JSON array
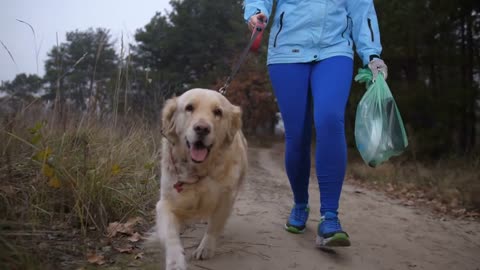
[{"x1": 173, "y1": 182, "x2": 184, "y2": 193}]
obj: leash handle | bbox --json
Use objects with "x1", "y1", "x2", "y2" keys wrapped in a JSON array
[{"x1": 250, "y1": 18, "x2": 266, "y2": 52}]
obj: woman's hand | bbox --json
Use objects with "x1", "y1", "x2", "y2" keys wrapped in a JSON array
[
  {"x1": 248, "y1": 13, "x2": 267, "y2": 31},
  {"x1": 368, "y1": 58, "x2": 388, "y2": 80}
]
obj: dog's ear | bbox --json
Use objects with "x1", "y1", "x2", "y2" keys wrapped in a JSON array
[
  {"x1": 226, "y1": 105, "x2": 242, "y2": 144},
  {"x1": 161, "y1": 97, "x2": 177, "y2": 138}
]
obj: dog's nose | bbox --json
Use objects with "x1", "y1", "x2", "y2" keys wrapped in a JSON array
[{"x1": 194, "y1": 122, "x2": 211, "y2": 137}]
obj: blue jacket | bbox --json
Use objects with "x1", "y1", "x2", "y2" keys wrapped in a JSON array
[{"x1": 244, "y1": 0, "x2": 383, "y2": 66}]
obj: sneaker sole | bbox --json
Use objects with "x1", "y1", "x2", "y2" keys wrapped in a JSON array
[
  {"x1": 284, "y1": 224, "x2": 306, "y2": 234},
  {"x1": 315, "y1": 233, "x2": 351, "y2": 247}
]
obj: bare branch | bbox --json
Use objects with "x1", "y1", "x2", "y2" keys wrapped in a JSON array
[{"x1": 0, "y1": 40, "x2": 19, "y2": 71}]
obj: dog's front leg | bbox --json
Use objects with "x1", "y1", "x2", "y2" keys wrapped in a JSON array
[
  {"x1": 156, "y1": 200, "x2": 187, "y2": 270},
  {"x1": 193, "y1": 195, "x2": 234, "y2": 260}
]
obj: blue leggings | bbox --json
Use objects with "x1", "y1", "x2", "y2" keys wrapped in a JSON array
[{"x1": 268, "y1": 56, "x2": 353, "y2": 215}]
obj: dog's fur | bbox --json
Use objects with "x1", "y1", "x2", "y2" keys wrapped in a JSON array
[{"x1": 155, "y1": 88, "x2": 248, "y2": 270}]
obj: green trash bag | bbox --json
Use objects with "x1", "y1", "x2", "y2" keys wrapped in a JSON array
[{"x1": 354, "y1": 68, "x2": 408, "y2": 167}]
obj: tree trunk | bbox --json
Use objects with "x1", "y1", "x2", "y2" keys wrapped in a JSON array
[
  {"x1": 473, "y1": 3, "x2": 479, "y2": 152},
  {"x1": 465, "y1": 6, "x2": 476, "y2": 150},
  {"x1": 460, "y1": 11, "x2": 469, "y2": 153}
]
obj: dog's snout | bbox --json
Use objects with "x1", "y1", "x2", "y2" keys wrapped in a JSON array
[{"x1": 193, "y1": 122, "x2": 211, "y2": 137}]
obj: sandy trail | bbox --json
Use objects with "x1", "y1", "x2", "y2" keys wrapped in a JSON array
[{"x1": 144, "y1": 144, "x2": 480, "y2": 270}]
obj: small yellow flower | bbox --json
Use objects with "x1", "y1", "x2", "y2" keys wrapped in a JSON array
[
  {"x1": 42, "y1": 164, "x2": 55, "y2": 177},
  {"x1": 144, "y1": 162, "x2": 154, "y2": 170},
  {"x1": 48, "y1": 176, "x2": 61, "y2": 189},
  {"x1": 28, "y1": 121, "x2": 44, "y2": 134},
  {"x1": 31, "y1": 133, "x2": 42, "y2": 144},
  {"x1": 34, "y1": 147, "x2": 52, "y2": 161},
  {"x1": 111, "y1": 164, "x2": 121, "y2": 175}
]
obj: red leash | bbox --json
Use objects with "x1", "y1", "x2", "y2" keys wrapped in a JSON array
[{"x1": 218, "y1": 19, "x2": 266, "y2": 95}]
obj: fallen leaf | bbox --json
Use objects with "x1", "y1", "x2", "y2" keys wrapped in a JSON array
[
  {"x1": 386, "y1": 183, "x2": 395, "y2": 193},
  {"x1": 107, "y1": 217, "x2": 144, "y2": 237},
  {"x1": 436, "y1": 205, "x2": 447, "y2": 213},
  {"x1": 449, "y1": 198, "x2": 459, "y2": 208},
  {"x1": 115, "y1": 244, "x2": 134, "y2": 254},
  {"x1": 452, "y1": 208, "x2": 466, "y2": 216},
  {"x1": 107, "y1": 222, "x2": 125, "y2": 237},
  {"x1": 403, "y1": 200, "x2": 415, "y2": 206},
  {"x1": 87, "y1": 252, "x2": 106, "y2": 265},
  {"x1": 128, "y1": 232, "x2": 142, "y2": 243},
  {"x1": 135, "y1": 252, "x2": 144, "y2": 260},
  {"x1": 125, "y1": 217, "x2": 144, "y2": 228},
  {"x1": 101, "y1": 245, "x2": 112, "y2": 252},
  {"x1": 466, "y1": 212, "x2": 480, "y2": 218},
  {"x1": 406, "y1": 192, "x2": 416, "y2": 199}
]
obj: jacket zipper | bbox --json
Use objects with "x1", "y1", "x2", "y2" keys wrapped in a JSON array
[
  {"x1": 273, "y1": 12, "x2": 285, "y2": 48},
  {"x1": 367, "y1": 18, "x2": 374, "y2": 42}
]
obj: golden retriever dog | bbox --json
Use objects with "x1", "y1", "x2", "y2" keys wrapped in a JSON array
[{"x1": 155, "y1": 88, "x2": 248, "y2": 270}]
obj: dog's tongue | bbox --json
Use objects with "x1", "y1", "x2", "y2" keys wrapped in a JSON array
[{"x1": 190, "y1": 146, "x2": 208, "y2": 162}]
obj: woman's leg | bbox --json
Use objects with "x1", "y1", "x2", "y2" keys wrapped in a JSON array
[
  {"x1": 310, "y1": 56, "x2": 353, "y2": 215},
  {"x1": 268, "y1": 63, "x2": 312, "y2": 206}
]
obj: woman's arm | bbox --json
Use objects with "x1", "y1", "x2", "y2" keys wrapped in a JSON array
[
  {"x1": 347, "y1": 0, "x2": 383, "y2": 66},
  {"x1": 243, "y1": 0, "x2": 274, "y2": 23}
]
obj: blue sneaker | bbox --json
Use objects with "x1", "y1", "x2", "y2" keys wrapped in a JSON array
[
  {"x1": 316, "y1": 212, "x2": 351, "y2": 247},
  {"x1": 285, "y1": 204, "x2": 310, "y2": 234}
]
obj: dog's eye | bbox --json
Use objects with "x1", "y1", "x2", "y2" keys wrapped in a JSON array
[
  {"x1": 185, "y1": 104, "x2": 194, "y2": 112},
  {"x1": 213, "y1": 108, "x2": 223, "y2": 117}
]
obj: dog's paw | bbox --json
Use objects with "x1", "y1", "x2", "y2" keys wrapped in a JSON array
[
  {"x1": 166, "y1": 248, "x2": 187, "y2": 270},
  {"x1": 166, "y1": 257, "x2": 187, "y2": 270},
  {"x1": 192, "y1": 235, "x2": 216, "y2": 260}
]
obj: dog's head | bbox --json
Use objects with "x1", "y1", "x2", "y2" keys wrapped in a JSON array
[{"x1": 161, "y1": 88, "x2": 242, "y2": 164}]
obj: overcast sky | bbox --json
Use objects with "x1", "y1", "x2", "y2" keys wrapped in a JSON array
[{"x1": 0, "y1": 0, "x2": 172, "y2": 82}]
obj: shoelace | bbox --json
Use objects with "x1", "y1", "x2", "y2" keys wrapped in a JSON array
[
  {"x1": 291, "y1": 206, "x2": 308, "y2": 222},
  {"x1": 321, "y1": 216, "x2": 343, "y2": 233}
]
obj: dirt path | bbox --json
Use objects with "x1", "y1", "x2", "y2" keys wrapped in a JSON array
[{"x1": 139, "y1": 144, "x2": 480, "y2": 270}]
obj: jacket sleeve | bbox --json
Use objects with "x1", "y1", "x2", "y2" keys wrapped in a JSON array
[
  {"x1": 243, "y1": 0, "x2": 274, "y2": 23},
  {"x1": 347, "y1": 0, "x2": 383, "y2": 66}
]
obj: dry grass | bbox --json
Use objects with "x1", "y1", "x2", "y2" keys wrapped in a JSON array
[
  {"x1": 0, "y1": 101, "x2": 161, "y2": 269},
  {"x1": 0, "y1": 22, "x2": 162, "y2": 268},
  {"x1": 347, "y1": 154, "x2": 480, "y2": 214}
]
